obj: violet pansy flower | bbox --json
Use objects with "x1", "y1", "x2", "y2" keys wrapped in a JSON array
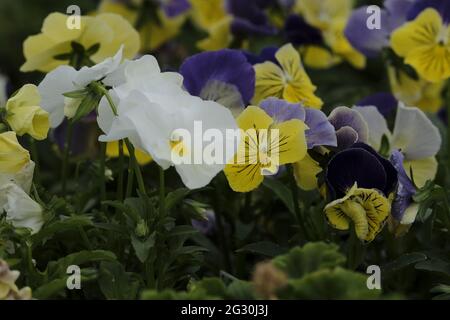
[
  {"x1": 160, "y1": 0, "x2": 191, "y2": 18},
  {"x1": 260, "y1": 97, "x2": 337, "y2": 149},
  {"x1": 180, "y1": 49, "x2": 255, "y2": 116}
]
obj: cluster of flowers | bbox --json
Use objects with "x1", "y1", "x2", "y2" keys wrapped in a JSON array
[{"x1": 0, "y1": 0, "x2": 446, "y2": 257}]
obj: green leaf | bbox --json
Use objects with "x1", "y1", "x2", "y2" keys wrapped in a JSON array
[
  {"x1": 415, "y1": 258, "x2": 450, "y2": 276},
  {"x1": 167, "y1": 225, "x2": 199, "y2": 238},
  {"x1": 237, "y1": 241, "x2": 287, "y2": 257},
  {"x1": 382, "y1": 253, "x2": 428, "y2": 273},
  {"x1": 32, "y1": 216, "x2": 93, "y2": 247},
  {"x1": 98, "y1": 261, "x2": 139, "y2": 300},
  {"x1": 191, "y1": 277, "x2": 227, "y2": 298},
  {"x1": 131, "y1": 232, "x2": 155, "y2": 263},
  {"x1": 47, "y1": 250, "x2": 116, "y2": 279},
  {"x1": 226, "y1": 280, "x2": 255, "y2": 300},
  {"x1": 165, "y1": 188, "x2": 191, "y2": 211},
  {"x1": 263, "y1": 178, "x2": 295, "y2": 214},
  {"x1": 272, "y1": 242, "x2": 346, "y2": 279}
]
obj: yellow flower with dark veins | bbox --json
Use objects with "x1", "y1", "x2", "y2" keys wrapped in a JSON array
[
  {"x1": 324, "y1": 184, "x2": 390, "y2": 242},
  {"x1": 224, "y1": 106, "x2": 308, "y2": 192},
  {"x1": 253, "y1": 44, "x2": 323, "y2": 108},
  {"x1": 21, "y1": 12, "x2": 140, "y2": 73},
  {"x1": 0, "y1": 132, "x2": 30, "y2": 174},
  {"x1": 106, "y1": 141, "x2": 153, "y2": 166},
  {"x1": 5, "y1": 84, "x2": 50, "y2": 140},
  {"x1": 391, "y1": 8, "x2": 450, "y2": 83}
]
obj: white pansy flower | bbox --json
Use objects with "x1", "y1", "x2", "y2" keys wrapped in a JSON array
[
  {"x1": 38, "y1": 46, "x2": 124, "y2": 127},
  {"x1": 0, "y1": 183, "x2": 43, "y2": 235},
  {"x1": 0, "y1": 161, "x2": 35, "y2": 194},
  {"x1": 354, "y1": 103, "x2": 442, "y2": 187}
]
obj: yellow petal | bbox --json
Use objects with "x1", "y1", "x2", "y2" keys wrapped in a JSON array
[
  {"x1": 403, "y1": 157, "x2": 438, "y2": 188},
  {"x1": 272, "y1": 119, "x2": 308, "y2": 165},
  {"x1": 106, "y1": 141, "x2": 153, "y2": 166},
  {"x1": 0, "y1": 132, "x2": 30, "y2": 173},
  {"x1": 293, "y1": 153, "x2": 322, "y2": 191},
  {"x1": 197, "y1": 17, "x2": 232, "y2": 51},
  {"x1": 236, "y1": 106, "x2": 273, "y2": 131},
  {"x1": 5, "y1": 84, "x2": 50, "y2": 140},
  {"x1": 404, "y1": 45, "x2": 450, "y2": 83},
  {"x1": 275, "y1": 43, "x2": 304, "y2": 80},
  {"x1": 253, "y1": 61, "x2": 285, "y2": 104},
  {"x1": 302, "y1": 45, "x2": 341, "y2": 69},
  {"x1": 224, "y1": 163, "x2": 264, "y2": 192},
  {"x1": 41, "y1": 12, "x2": 84, "y2": 42},
  {"x1": 391, "y1": 8, "x2": 442, "y2": 58},
  {"x1": 190, "y1": 0, "x2": 227, "y2": 30}
]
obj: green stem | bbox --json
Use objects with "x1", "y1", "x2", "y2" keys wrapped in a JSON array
[
  {"x1": 117, "y1": 140, "x2": 125, "y2": 202},
  {"x1": 124, "y1": 139, "x2": 147, "y2": 196},
  {"x1": 29, "y1": 137, "x2": 40, "y2": 183},
  {"x1": 100, "y1": 142, "x2": 107, "y2": 210},
  {"x1": 159, "y1": 166, "x2": 165, "y2": 217},
  {"x1": 125, "y1": 156, "x2": 135, "y2": 198},
  {"x1": 288, "y1": 165, "x2": 309, "y2": 240},
  {"x1": 61, "y1": 121, "x2": 74, "y2": 196}
]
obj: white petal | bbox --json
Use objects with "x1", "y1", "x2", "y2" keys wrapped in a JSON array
[
  {"x1": 392, "y1": 103, "x2": 442, "y2": 160},
  {"x1": 0, "y1": 161, "x2": 35, "y2": 194},
  {"x1": 353, "y1": 106, "x2": 391, "y2": 151},
  {"x1": 74, "y1": 45, "x2": 123, "y2": 87},
  {"x1": 2, "y1": 183, "x2": 43, "y2": 235},
  {"x1": 38, "y1": 65, "x2": 78, "y2": 127}
]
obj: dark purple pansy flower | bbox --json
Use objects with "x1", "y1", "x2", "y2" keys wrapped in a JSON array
[
  {"x1": 408, "y1": 0, "x2": 450, "y2": 23},
  {"x1": 226, "y1": 0, "x2": 277, "y2": 36},
  {"x1": 328, "y1": 107, "x2": 369, "y2": 150},
  {"x1": 326, "y1": 143, "x2": 398, "y2": 199},
  {"x1": 345, "y1": 0, "x2": 415, "y2": 58},
  {"x1": 243, "y1": 46, "x2": 278, "y2": 65},
  {"x1": 356, "y1": 92, "x2": 398, "y2": 118},
  {"x1": 191, "y1": 210, "x2": 216, "y2": 235},
  {"x1": 180, "y1": 49, "x2": 255, "y2": 114},
  {"x1": 284, "y1": 14, "x2": 323, "y2": 46},
  {"x1": 160, "y1": 0, "x2": 191, "y2": 17},
  {"x1": 390, "y1": 150, "x2": 417, "y2": 221},
  {"x1": 260, "y1": 97, "x2": 337, "y2": 149}
]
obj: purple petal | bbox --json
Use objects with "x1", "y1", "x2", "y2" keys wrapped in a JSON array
[
  {"x1": 407, "y1": 0, "x2": 450, "y2": 24},
  {"x1": 243, "y1": 46, "x2": 278, "y2": 65},
  {"x1": 191, "y1": 210, "x2": 216, "y2": 235},
  {"x1": 260, "y1": 97, "x2": 305, "y2": 122},
  {"x1": 356, "y1": 92, "x2": 398, "y2": 118},
  {"x1": 304, "y1": 108, "x2": 337, "y2": 148},
  {"x1": 326, "y1": 146, "x2": 388, "y2": 199},
  {"x1": 284, "y1": 14, "x2": 323, "y2": 46},
  {"x1": 335, "y1": 126, "x2": 359, "y2": 150},
  {"x1": 328, "y1": 107, "x2": 369, "y2": 145},
  {"x1": 344, "y1": 6, "x2": 390, "y2": 58},
  {"x1": 161, "y1": 0, "x2": 191, "y2": 17},
  {"x1": 226, "y1": 0, "x2": 277, "y2": 36},
  {"x1": 385, "y1": 0, "x2": 415, "y2": 30},
  {"x1": 390, "y1": 150, "x2": 417, "y2": 221},
  {"x1": 180, "y1": 49, "x2": 255, "y2": 105}
]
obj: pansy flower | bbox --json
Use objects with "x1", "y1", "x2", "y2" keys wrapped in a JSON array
[
  {"x1": 356, "y1": 92, "x2": 398, "y2": 118},
  {"x1": 224, "y1": 106, "x2": 307, "y2": 192},
  {"x1": 324, "y1": 143, "x2": 397, "y2": 242},
  {"x1": 387, "y1": 66, "x2": 444, "y2": 113},
  {"x1": 225, "y1": 0, "x2": 277, "y2": 37},
  {"x1": 391, "y1": 8, "x2": 450, "y2": 82},
  {"x1": 355, "y1": 103, "x2": 442, "y2": 188},
  {"x1": 21, "y1": 12, "x2": 139, "y2": 72},
  {"x1": 106, "y1": 140, "x2": 153, "y2": 166},
  {"x1": 294, "y1": 0, "x2": 366, "y2": 69},
  {"x1": 328, "y1": 106, "x2": 369, "y2": 150},
  {"x1": 345, "y1": 0, "x2": 414, "y2": 58},
  {"x1": 243, "y1": 46, "x2": 278, "y2": 65},
  {"x1": 253, "y1": 43, "x2": 323, "y2": 108},
  {"x1": 99, "y1": 0, "x2": 188, "y2": 52},
  {"x1": 180, "y1": 49, "x2": 255, "y2": 116}
]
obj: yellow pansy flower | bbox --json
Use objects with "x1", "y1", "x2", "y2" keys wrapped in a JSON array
[
  {"x1": 224, "y1": 106, "x2": 308, "y2": 192},
  {"x1": 106, "y1": 141, "x2": 152, "y2": 166},
  {"x1": 189, "y1": 0, "x2": 232, "y2": 50},
  {"x1": 294, "y1": 0, "x2": 352, "y2": 31},
  {"x1": 253, "y1": 44, "x2": 323, "y2": 108},
  {"x1": 324, "y1": 184, "x2": 390, "y2": 242},
  {"x1": 98, "y1": 0, "x2": 187, "y2": 52},
  {"x1": 0, "y1": 132, "x2": 30, "y2": 174},
  {"x1": 5, "y1": 84, "x2": 50, "y2": 140},
  {"x1": 391, "y1": 8, "x2": 450, "y2": 83},
  {"x1": 21, "y1": 12, "x2": 140, "y2": 72},
  {"x1": 388, "y1": 67, "x2": 444, "y2": 113}
]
